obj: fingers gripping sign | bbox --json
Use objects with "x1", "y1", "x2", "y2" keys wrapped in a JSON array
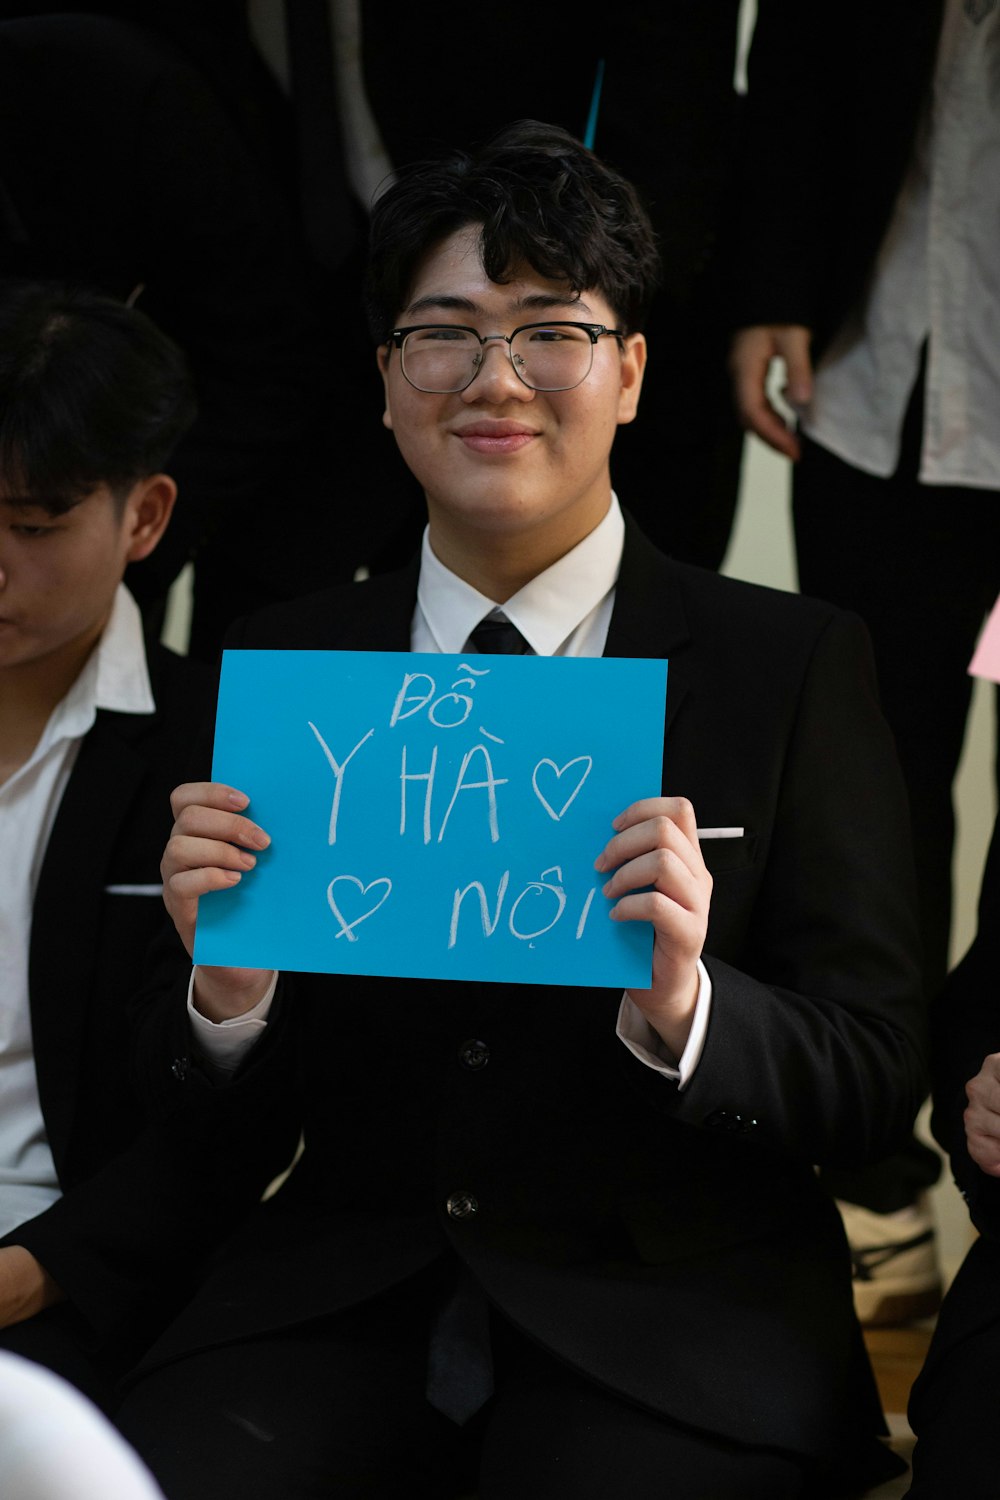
[
  {"x1": 161, "y1": 781, "x2": 274, "y2": 1019},
  {"x1": 594, "y1": 797, "x2": 712, "y2": 1059},
  {"x1": 161, "y1": 781, "x2": 271, "y2": 954},
  {"x1": 964, "y1": 1054, "x2": 1000, "y2": 1177}
]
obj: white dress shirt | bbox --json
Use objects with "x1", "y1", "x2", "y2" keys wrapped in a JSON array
[
  {"x1": 0, "y1": 586, "x2": 154, "y2": 1238},
  {"x1": 412, "y1": 499, "x2": 621, "y2": 658},
  {"x1": 190, "y1": 497, "x2": 711, "y2": 1086},
  {"x1": 803, "y1": 0, "x2": 1000, "y2": 489}
]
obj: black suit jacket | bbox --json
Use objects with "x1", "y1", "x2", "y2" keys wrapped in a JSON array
[
  {"x1": 132, "y1": 522, "x2": 925, "y2": 1463},
  {"x1": 0, "y1": 14, "x2": 318, "y2": 609},
  {"x1": 361, "y1": 0, "x2": 742, "y2": 327},
  {"x1": 2, "y1": 640, "x2": 291, "y2": 1359}
]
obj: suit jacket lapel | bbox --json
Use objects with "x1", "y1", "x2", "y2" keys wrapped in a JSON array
[
  {"x1": 313, "y1": 556, "x2": 419, "y2": 652},
  {"x1": 340, "y1": 526, "x2": 689, "y2": 653},
  {"x1": 605, "y1": 516, "x2": 692, "y2": 735},
  {"x1": 29, "y1": 710, "x2": 148, "y2": 1176}
]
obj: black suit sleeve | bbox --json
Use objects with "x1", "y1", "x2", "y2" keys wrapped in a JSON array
[
  {"x1": 2, "y1": 1069, "x2": 298, "y2": 1351},
  {"x1": 624, "y1": 608, "x2": 927, "y2": 1169}
]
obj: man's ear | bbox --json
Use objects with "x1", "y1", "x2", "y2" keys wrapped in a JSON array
[
  {"x1": 377, "y1": 343, "x2": 394, "y2": 431},
  {"x1": 616, "y1": 333, "x2": 647, "y2": 427},
  {"x1": 122, "y1": 474, "x2": 178, "y2": 563}
]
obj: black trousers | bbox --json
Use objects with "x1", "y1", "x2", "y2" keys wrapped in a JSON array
[
  {"x1": 115, "y1": 1266, "x2": 812, "y2": 1500},
  {"x1": 794, "y1": 389, "x2": 1000, "y2": 999},
  {"x1": 906, "y1": 1239, "x2": 1000, "y2": 1496},
  {"x1": 794, "y1": 383, "x2": 1000, "y2": 1213}
]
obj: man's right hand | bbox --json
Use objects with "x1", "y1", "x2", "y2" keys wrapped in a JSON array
[
  {"x1": 161, "y1": 781, "x2": 274, "y2": 1020},
  {"x1": 729, "y1": 324, "x2": 814, "y2": 461},
  {"x1": 964, "y1": 1053, "x2": 1000, "y2": 1177}
]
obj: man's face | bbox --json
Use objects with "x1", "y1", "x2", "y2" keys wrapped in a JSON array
[
  {"x1": 0, "y1": 480, "x2": 165, "y2": 679},
  {"x1": 378, "y1": 225, "x2": 645, "y2": 570}
]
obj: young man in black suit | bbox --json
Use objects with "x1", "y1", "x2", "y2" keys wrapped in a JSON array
[
  {"x1": 119, "y1": 123, "x2": 925, "y2": 1498},
  {"x1": 0, "y1": 282, "x2": 264, "y2": 1410}
]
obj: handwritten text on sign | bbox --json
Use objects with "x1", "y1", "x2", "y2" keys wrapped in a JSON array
[{"x1": 194, "y1": 650, "x2": 668, "y2": 987}]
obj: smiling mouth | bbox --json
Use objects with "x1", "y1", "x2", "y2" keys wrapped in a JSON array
[{"x1": 454, "y1": 422, "x2": 538, "y2": 454}]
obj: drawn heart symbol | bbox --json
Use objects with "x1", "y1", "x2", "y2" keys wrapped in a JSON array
[
  {"x1": 326, "y1": 876, "x2": 392, "y2": 942},
  {"x1": 531, "y1": 756, "x2": 593, "y2": 822}
]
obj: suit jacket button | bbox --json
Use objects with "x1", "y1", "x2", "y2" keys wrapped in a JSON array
[
  {"x1": 446, "y1": 1192, "x2": 479, "y2": 1220},
  {"x1": 459, "y1": 1040, "x2": 490, "y2": 1070}
]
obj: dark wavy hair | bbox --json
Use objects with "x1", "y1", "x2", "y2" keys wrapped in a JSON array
[
  {"x1": 365, "y1": 120, "x2": 661, "y2": 341},
  {"x1": 0, "y1": 279, "x2": 196, "y2": 514}
]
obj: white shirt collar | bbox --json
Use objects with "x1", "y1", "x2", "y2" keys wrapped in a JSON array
[
  {"x1": 416, "y1": 495, "x2": 625, "y2": 656},
  {"x1": 94, "y1": 583, "x2": 155, "y2": 715}
]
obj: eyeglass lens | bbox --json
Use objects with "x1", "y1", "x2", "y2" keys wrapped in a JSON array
[{"x1": 400, "y1": 325, "x2": 595, "y2": 393}]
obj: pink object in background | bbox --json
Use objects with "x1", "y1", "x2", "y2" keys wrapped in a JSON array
[{"x1": 969, "y1": 595, "x2": 1000, "y2": 685}]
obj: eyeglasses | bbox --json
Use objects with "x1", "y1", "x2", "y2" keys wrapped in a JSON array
[{"x1": 387, "y1": 321, "x2": 625, "y2": 394}]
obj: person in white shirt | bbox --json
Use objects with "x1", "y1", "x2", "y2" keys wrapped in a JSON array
[
  {"x1": 728, "y1": 0, "x2": 1000, "y2": 1327},
  {"x1": 0, "y1": 281, "x2": 227, "y2": 1410}
]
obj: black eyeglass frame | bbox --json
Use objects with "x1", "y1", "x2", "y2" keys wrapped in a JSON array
[{"x1": 386, "y1": 320, "x2": 626, "y2": 393}]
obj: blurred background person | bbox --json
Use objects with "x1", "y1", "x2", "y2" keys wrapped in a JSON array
[{"x1": 729, "y1": 0, "x2": 1000, "y2": 1327}]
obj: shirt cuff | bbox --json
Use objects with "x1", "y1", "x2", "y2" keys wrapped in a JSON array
[
  {"x1": 187, "y1": 968, "x2": 278, "y2": 1076},
  {"x1": 615, "y1": 958, "x2": 712, "y2": 1090}
]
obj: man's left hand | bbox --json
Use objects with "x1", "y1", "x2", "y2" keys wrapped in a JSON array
[
  {"x1": 0, "y1": 1246, "x2": 63, "y2": 1329},
  {"x1": 596, "y1": 797, "x2": 712, "y2": 1060},
  {"x1": 964, "y1": 1054, "x2": 1000, "y2": 1176}
]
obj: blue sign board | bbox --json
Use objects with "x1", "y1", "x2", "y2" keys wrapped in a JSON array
[{"x1": 194, "y1": 650, "x2": 668, "y2": 988}]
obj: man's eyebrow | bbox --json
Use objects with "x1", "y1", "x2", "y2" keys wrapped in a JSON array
[
  {"x1": 516, "y1": 292, "x2": 592, "y2": 315},
  {"x1": 403, "y1": 294, "x2": 478, "y2": 319},
  {"x1": 403, "y1": 291, "x2": 593, "y2": 320}
]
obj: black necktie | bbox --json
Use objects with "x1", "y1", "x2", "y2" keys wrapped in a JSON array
[
  {"x1": 425, "y1": 1267, "x2": 494, "y2": 1425},
  {"x1": 466, "y1": 610, "x2": 532, "y2": 655},
  {"x1": 425, "y1": 609, "x2": 527, "y2": 1425}
]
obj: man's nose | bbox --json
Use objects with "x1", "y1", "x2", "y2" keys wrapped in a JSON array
[{"x1": 461, "y1": 337, "x2": 534, "y2": 402}]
